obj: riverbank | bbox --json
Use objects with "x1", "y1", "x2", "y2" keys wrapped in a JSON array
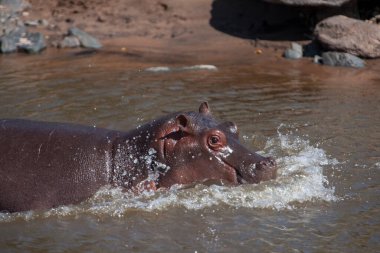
[
  {"x1": 25, "y1": 0, "x2": 306, "y2": 51},
  {"x1": 2, "y1": 0, "x2": 380, "y2": 70}
]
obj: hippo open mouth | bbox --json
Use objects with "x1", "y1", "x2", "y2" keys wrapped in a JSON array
[
  {"x1": 224, "y1": 162, "x2": 252, "y2": 185},
  {"x1": 220, "y1": 159, "x2": 247, "y2": 185},
  {"x1": 235, "y1": 169, "x2": 247, "y2": 184}
]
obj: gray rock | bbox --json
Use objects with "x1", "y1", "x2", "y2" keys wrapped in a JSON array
[
  {"x1": 68, "y1": 27, "x2": 102, "y2": 49},
  {"x1": 284, "y1": 49, "x2": 301, "y2": 59},
  {"x1": 321, "y1": 52, "x2": 365, "y2": 68},
  {"x1": 291, "y1": 42, "x2": 302, "y2": 54},
  {"x1": 0, "y1": 6, "x2": 25, "y2": 37},
  {"x1": 315, "y1": 15, "x2": 380, "y2": 58},
  {"x1": 284, "y1": 42, "x2": 303, "y2": 59},
  {"x1": 24, "y1": 19, "x2": 49, "y2": 27},
  {"x1": 58, "y1": 35, "x2": 80, "y2": 48},
  {"x1": 3, "y1": 20, "x2": 24, "y2": 35},
  {"x1": 0, "y1": 26, "x2": 25, "y2": 53},
  {"x1": 1, "y1": 31, "x2": 20, "y2": 53},
  {"x1": 0, "y1": 0, "x2": 31, "y2": 13},
  {"x1": 24, "y1": 20, "x2": 38, "y2": 27},
  {"x1": 261, "y1": 0, "x2": 351, "y2": 7},
  {"x1": 17, "y1": 32, "x2": 46, "y2": 53},
  {"x1": 0, "y1": 5, "x2": 11, "y2": 24},
  {"x1": 39, "y1": 19, "x2": 48, "y2": 26}
]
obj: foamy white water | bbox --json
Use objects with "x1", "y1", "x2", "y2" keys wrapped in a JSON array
[
  {"x1": 144, "y1": 66, "x2": 171, "y2": 72},
  {"x1": 144, "y1": 65, "x2": 218, "y2": 72},
  {"x1": 0, "y1": 127, "x2": 338, "y2": 221},
  {"x1": 181, "y1": 65, "x2": 218, "y2": 71},
  {"x1": 83, "y1": 128, "x2": 338, "y2": 215}
]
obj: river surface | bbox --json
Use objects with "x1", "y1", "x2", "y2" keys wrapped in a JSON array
[{"x1": 0, "y1": 49, "x2": 379, "y2": 252}]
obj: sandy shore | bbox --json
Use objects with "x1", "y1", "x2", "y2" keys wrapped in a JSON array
[
  {"x1": 24, "y1": 1, "x2": 305, "y2": 55},
  {"x1": 7, "y1": 0, "x2": 378, "y2": 71}
]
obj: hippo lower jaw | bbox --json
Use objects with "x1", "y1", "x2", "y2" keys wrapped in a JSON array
[
  {"x1": 234, "y1": 168, "x2": 248, "y2": 184},
  {"x1": 221, "y1": 160, "x2": 251, "y2": 185}
]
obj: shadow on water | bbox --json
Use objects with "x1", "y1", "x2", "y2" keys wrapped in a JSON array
[{"x1": 209, "y1": 0, "x2": 310, "y2": 41}]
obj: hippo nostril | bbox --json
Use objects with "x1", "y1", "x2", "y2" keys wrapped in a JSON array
[
  {"x1": 255, "y1": 157, "x2": 276, "y2": 170},
  {"x1": 255, "y1": 161, "x2": 265, "y2": 170},
  {"x1": 267, "y1": 157, "x2": 276, "y2": 167}
]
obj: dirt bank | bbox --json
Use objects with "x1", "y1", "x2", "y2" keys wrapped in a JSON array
[
  {"x1": 7, "y1": 0, "x2": 380, "y2": 69},
  {"x1": 23, "y1": 1, "x2": 305, "y2": 57}
]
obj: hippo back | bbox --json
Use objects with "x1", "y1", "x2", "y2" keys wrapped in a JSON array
[{"x1": 0, "y1": 119, "x2": 120, "y2": 212}]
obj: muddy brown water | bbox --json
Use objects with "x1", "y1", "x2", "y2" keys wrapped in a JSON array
[{"x1": 0, "y1": 49, "x2": 379, "y2": 252}]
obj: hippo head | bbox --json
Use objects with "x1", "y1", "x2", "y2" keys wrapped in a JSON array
[{"x1": 151, "y1": 102, "x2": 277, "y2": 188}]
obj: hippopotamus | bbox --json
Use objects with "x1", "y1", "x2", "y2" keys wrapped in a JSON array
[{"x1": 0, "y1": 102, "x2": 276, "y2": 212}]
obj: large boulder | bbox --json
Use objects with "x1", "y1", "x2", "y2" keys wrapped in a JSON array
[
  {"x1": 315, "y1": 15, "x2": 380, "y2": 58},
  {"x1": 261, "y1": 0, "x2": 352, "y2": 7}
]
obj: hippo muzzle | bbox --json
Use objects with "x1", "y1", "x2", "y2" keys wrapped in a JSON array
[{"x1": 221, "y1": 138, "x2": 277, "y2": 184}]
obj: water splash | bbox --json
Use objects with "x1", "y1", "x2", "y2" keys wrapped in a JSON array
[
  {"x1": 90, "y1": 128, "x2": 338, "y2": 213},
  {"x1": 0, "y1": 127, "x2": 338, "y2": 221}
]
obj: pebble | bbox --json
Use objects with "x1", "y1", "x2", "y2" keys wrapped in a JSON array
[
  {"x1": 58, "y1": 35, "x2": 80, "y2": 48},
  {"x1": 284, "y1": 42, "x2": 303, "y2": 59},
  {"x1": 68, "y1": 27, "x2": 102, "y2": 49}
]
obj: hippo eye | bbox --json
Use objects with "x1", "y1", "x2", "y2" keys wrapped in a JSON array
[
  {"x1": 207, "y1": 132, "x2": 226, "y2": 151},
  {"x1": 210, "y1": 136, "x2": 220, "y2": 145}
]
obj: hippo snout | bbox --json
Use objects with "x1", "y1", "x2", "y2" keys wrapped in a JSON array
[
  {"x1": 232, "y1": 155, "x2": 277, "y2": 184},
  {"x1": 251, "y1": 157, "x2": 277, "y2": 183}
]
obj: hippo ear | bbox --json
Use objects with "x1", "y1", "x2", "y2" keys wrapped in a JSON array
[
  {"x1": 199, "y1": 102, "x2": 211, "y2": 115},
  {"x1": 175, "y1": 114, "x2": 192, "y2": 133}
]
